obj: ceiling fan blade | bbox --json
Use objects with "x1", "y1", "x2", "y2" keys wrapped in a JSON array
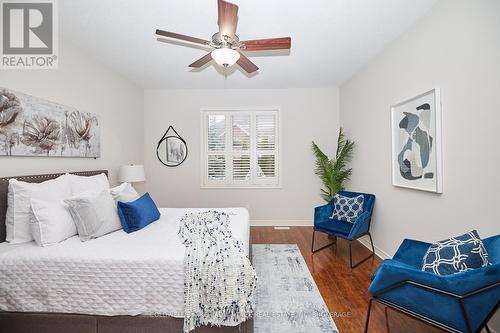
[
  {"x1": 241, "y1": 37, "x2": 291, "y2": 51},
  {"x1": 155, "y1": 29, "x2": 209, "y2": 45},
  {"x1": 237, "y1": 53, "x2": 259, "y2": 73},
  {"x1": 217, "y1": 0, "x2": 238, "y2": 38},
  {"x1": 189, "y1": 53, "x2": 213, "y2": 68}
]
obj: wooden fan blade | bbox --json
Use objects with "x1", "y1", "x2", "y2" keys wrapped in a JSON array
[
  {"x1": 237, "y1": 53, "x2": 259, "y2": 73},
  {"x1": 189, "y1": 53, "x2": 213, "y2": 68},
  {"x1": 155, "y1": 29, "x2": 209, "y2": 45},
  {"x1": 241, "y1": 37, "x2": 291, "y2": 51},
  {"x1": 217, "y1": 0, "x2": 238, "y2": 38}
]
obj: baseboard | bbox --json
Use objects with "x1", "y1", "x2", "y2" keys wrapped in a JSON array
[
  {"x1": 250, "y1": 221, "x2": 391, "y2": 260},
  {"x1": 251, "y1": 219, "x2": 312, "y2": 227},
  {"x1": 357, "y1": 235, "x2": 391, "y2": 260}
]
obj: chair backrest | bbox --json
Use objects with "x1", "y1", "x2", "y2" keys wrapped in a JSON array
[
  {"x1": 337, "y1": 191, "x2": 376, "y2": 217},
  {"x1": 483, "y1": 235, "x2": 500, "y2": 264}
]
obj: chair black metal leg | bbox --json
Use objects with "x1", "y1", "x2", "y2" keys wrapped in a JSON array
[
  {"x1": 384, "y1": 302, "x2": 391, "y2": 333},
  {"x1": 369, "y1": 232, "x2": 375, "y2": 254},
  {"x1": 485, "y1": 324, "x2": 491, "y2": 333},
  {"x1": 311, "y1": 230, "x2": 337, "y2": 253},
  {"x1": 349, "y1": 241, "x2": 353, "y2": 268},
  {"x1": 364, "y1": 298, "x2": 374, "y2": 333},
  {"x1": 350, "y1": 233, "x2": 376, "y2": 269},
  {"x1": 311, "y1": 230, "x2": 315, "y2": 252}
]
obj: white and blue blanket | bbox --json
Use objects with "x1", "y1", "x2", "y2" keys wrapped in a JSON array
[{"x1": 179, "y1": 210, "x2": 257, "y2": 333}]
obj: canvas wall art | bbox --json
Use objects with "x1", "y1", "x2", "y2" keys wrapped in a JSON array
[
  {"x1": 391, "y1": 88, "x2": 442, "y2": 193},
  {"x1": 0, "y1": 87, "x2": 100, "y2": 158}
]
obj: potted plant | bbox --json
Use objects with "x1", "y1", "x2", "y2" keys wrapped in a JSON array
[{"x1": 312, "y1": 128, "x2": 355, "y2": 202}]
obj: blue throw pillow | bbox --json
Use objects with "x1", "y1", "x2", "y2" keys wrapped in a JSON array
[
  {"x1": 421, "y1": 230, "x2": 490, "y2": 275},
  {"x1": 330, "y1": 193, "x2": 364, "y2": 223},
  {"x1": 117, "y1": 192, "x2": 161, "y2": 233}
]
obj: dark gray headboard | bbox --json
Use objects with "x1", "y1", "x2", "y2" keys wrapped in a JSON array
[{"x1": 0, "y1": 170, "x2": 108, "y2": 243}]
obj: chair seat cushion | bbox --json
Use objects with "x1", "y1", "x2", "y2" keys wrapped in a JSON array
[
  {"x1": 315, "y1": 219, "x2": 353, "y2": 236},
  {"x1": 421, "y1": 230, "x2": 490, "y2": 275}
]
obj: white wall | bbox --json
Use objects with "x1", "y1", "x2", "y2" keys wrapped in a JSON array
[
  {"x1": 340, "y1": 2, "x2": 500, "y2": 327},
  {"x1": 0, "y1": 41, "x2": 144, "y2": 185},
  {"x1": 144, "y1": 88, "x2": 339, "y2": 224}
]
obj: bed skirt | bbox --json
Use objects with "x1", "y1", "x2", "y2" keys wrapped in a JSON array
[{"x1": 0, "y1": 312, "x2": 253, "y2": 333}]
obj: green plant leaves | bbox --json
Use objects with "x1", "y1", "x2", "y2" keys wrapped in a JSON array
[{"x1": 312, "y1": 128, "x2": 355, "y2": 202}]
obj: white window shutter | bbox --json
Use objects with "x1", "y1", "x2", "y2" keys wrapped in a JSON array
[
  {"x1": 232, "y1": 115, "x2": 250, "y2": 151},
  {"x1": 202, "y1": 109, "x2": 279, "y2": 187},
  {"x1": 256, "y1": 114, "x2": 276, "y2": 151},
  {"x1": 207, "y1": 115, "x2": 225, "y2": 151},
  {"x1": 207, "y1": 155, "x2": 226, "y2": 180}
]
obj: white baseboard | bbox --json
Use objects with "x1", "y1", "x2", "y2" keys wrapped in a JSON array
[
  {"x1": 251, "y1": 219, "x2": 312, "y2": 227},
  {"x1": 357, "y1": 235, "x2": 391, "y2": 260},
  {"x1": 249, "y1": 221, "x2": 392, "y2": 260}
]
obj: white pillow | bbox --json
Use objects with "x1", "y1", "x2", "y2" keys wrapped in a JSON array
[
  {"x1": 109, "y1": 183, "x2": 139, "y2": 203},
  {"x1": 69, "y1": 173, "x2": 110, "y2": 196},
  {"x1": 64, "y1": 190, "x2": 122, "y2": 242},
  {"x1": 6, "y1": 174, "x2": 72, "y2": 244},
  {"x1": 30, "y1": 198, "x2": 77, "y2": 247}
]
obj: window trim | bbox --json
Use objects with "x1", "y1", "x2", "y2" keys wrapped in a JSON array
[{"x1": 200, "y1": 107, "x2": 282, "y2": 189}]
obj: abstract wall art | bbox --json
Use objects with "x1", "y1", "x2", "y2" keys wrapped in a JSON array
[
  {"x1": 391, "y1": 88, "x2": 442, "y2": 193},
  {"x1": 0, "y1": 87, "x2": 100, "y2": 158}
]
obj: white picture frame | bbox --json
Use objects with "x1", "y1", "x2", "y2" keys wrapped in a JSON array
[{"x1": 391, "y1": 88, "x2": 442, "y2": 193}]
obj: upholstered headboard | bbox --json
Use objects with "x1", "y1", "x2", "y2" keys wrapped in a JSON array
[{"x1": 0, "y1": 170, "x2": 108, "y2": 243}]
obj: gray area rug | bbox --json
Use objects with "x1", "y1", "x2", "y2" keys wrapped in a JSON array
[{"x1": 252, "y1": 244, "x2": 339, "y2": 333}]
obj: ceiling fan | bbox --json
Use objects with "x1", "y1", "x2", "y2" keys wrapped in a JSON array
[{"x1": 155, "y1": 0, "x2": 291, "y2": 74}]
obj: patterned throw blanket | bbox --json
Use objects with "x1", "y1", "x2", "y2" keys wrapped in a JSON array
[{"x1": 179, "y1": 210, "x2": 257, "y2": 333}]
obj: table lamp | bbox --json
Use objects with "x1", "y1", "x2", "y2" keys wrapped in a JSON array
[{"x1": 119, "y1": 165, "x2": 145, "y2": 183}]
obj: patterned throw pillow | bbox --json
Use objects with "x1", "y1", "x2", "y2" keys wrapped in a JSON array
[
  {"x1": 422, "y1": 230, "x2": 490, "y2": 275},
  {"x1": 330, "y1": 194, "x2": 364, "y2": 223}
]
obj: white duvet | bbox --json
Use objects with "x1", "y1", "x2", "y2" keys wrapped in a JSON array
[{"x1": 0, "y1": 208, "x2": 250, "y2": 318}]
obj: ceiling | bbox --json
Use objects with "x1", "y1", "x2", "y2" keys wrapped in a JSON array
[{"x1": 60, "y1": 0, "x2": 436, "y2": 89}]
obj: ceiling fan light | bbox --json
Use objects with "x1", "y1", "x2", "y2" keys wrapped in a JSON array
[{"x1": 211, "y1": 48, "x2": 240, "y2": 67}]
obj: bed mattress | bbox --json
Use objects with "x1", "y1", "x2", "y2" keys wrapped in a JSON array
[{"x1": 0, "y1": 207, "x2": 250, "y2": 318}]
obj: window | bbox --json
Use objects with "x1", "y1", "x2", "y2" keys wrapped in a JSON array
[{"x1": 201, "y1": 109, "x2": 280, "y2": 188}]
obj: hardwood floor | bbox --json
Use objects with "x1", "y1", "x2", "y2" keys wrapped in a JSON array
[{"x1": 251, "y1": 226, "x2": 445, "y2": 333}]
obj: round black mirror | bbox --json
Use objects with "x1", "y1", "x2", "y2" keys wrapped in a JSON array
[{"x1": 156, "y1": 126, "x2": 188, "y2": 167}]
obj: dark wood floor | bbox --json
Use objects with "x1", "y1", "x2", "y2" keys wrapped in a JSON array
[{"x1": 251, "y1": 226, "x2": 445, "y2": 333}]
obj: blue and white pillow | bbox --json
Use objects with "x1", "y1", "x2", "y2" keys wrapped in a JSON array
[
  {"x1": 330, "y1": 194, "x2": 364, "y2": 223},
  {"x1": 422, "y1": 230, "x2": 490, "y2": 275}
]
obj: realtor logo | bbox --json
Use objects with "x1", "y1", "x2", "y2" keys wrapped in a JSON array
[{"x1": 1, "y1": 0, "x2": 58, "y2": 69}]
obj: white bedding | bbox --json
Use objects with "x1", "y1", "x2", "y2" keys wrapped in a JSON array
[{"x1": 0, "y1": 207, "x2": 250, "y2": 318}]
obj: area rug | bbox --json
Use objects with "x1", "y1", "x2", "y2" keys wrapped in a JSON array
[{"x1": 252, "y1": 244, "x2": 339, "y2": 333}]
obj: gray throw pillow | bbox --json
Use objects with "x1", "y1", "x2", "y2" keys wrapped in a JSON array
[{"x1": 64, "y1": 190, "x2": 122, "y2": 241}]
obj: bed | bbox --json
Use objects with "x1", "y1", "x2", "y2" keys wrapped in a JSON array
[{"x1": 0, "y1": 170, "x2": 253, "y2": 333}]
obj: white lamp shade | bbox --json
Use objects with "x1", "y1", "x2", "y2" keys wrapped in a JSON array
[
  {"x1": 211, "y1": 48, "x2": 240, "y2": 67},
  {"x1": 119, "y1": 165, "x2": 145, "y2": 183}
]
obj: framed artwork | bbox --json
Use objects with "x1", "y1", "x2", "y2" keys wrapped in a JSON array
[
  {"x1": 0, "y1": 87, "x2": 100, "y2": 158},
  {"x1": 391, "y1": 88, "x2": 442, "y2": 193},
  {"x1": 166, "y1": 136, "x2": 186, "y2": 163},
  {"x1": 157, "y1": 125, "x2": 188, "y2": 167}
]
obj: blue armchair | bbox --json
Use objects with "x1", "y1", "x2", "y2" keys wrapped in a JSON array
[
  {"x1": 312, "y1": 191, "x2": 376, "y2": 268},
  {"x1": 364, "y1": 236, "x2": 500, "y2": 333}
]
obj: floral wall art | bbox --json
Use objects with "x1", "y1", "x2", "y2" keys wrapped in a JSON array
[{"x1": 0, "y1": 87, "x2": 100, "y2": 158}]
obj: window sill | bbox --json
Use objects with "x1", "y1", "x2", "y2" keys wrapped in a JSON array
[{"x1": 200, "y1": 185, "x2": 282, "y2": 189}]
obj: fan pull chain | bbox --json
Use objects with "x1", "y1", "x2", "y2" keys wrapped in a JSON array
[{"x1": 223, "y1": 66, "x2": 228, "y2": 88}]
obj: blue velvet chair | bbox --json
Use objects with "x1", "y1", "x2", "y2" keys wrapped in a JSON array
[
  {"x1": 312, "y1": 191, "x2": 376, "y2": 268},
  {"x1": 365, "y1": 236, "x2": 500, "y2": 333}
]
